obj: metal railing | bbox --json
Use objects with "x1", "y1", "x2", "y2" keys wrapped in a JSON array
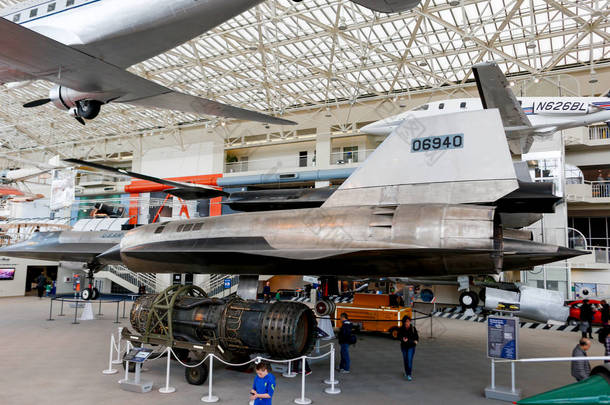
[
  {"x1": 590, "y1": 246, "x2": 610, "y2": 264},
  {"x1": 201, "y1": 274, "x2": 239, "y2": 297},
  {"x1": 566, "y1": 179, "x2": 610, "y2": 199},
  {"x1": 225, "y1": 155, "x2": 316, "y2": 173},
  {"x1": 330, "y1": 148, "x2": 375, "y2": 165},
  {"x1": 589, "y1": 125, "x2": 610, "y2": 140},
  {"x1": 104, "y1": 265, "x2": 167, "y2": 293},
  {"x1": 224, "y1": 148, "x2": 377, "y2": 173}
]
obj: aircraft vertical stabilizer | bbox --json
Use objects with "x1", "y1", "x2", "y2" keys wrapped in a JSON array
[{"x1": 322, "y1": 109, "x2": 519, "y2": 207}]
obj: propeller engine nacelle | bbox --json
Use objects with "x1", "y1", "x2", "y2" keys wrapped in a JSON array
[
  {"x1": 24, "y1": 85, "x2": 119, "y2": 124},
  {"x1": 49, "y1": 85, "x2": 105, "y2": 120}
]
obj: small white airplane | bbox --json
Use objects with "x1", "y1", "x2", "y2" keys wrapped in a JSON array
[
  {"x1": 0, "y1": 0, "x2": 420, "y2": 126},
  {"x1": 362, "y1": 62, "x2": 610, "y2": 154}
]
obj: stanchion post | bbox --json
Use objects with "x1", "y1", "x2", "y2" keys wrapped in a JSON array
[
  {"x1": 120, "y1": 341, "x2": 132, "y2": 383},
  {"x1": 58, "y1": 298, "x2": 65, "y2": 316},
  {"x1": 98, "y1": 298, "x2": 103, "y2": 316},
  {"x1": 294, "y1": 356, "x2": 312, "y2": 404},
  {"x1": 103, "y1": 334, "x2": 118, "y2": 374},
  {"x1": 72, "y1": 300, "x2": 79, "y2": 324},
  {"x1": 47, "y1": 298, "x2": 54, "y2": 321},
  {"x1": 201, "y1": 355, "x2": 219, "y2": 402},
  {"x1": 159, "y1": 347, "x2": 176, "y2": 393},
  {"x1": 511, "y1": 361, "x2": 515, "y2": 393},
  {"x1": 113, "y1": 327, "x2": 123, "y2": 364},
  {"x1": 490, "y1": 359, "x2": 495, "y2": 390},
  {"x1": 283, "y1": 358, "x2": 297, "y2": 378},
  {"x1": 114, "y1": 301, "x2": 120, "y2": 323},
  {"x1": 324, "y1": 344, "x2": 341, "y2": 394}
]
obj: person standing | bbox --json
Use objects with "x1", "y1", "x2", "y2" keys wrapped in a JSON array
[
  {"x1": 338, "y1": 312, "x2": 353, "y2": 373},
  {"x1": 35, "y1": 273, "x2": 46, "y2": 299},
  {"x1": 263, "y1": 281, "x2": 271, "y2": 303},
  {"x1": 398, "y1": 315, "x2": 419, "y2": 381},
  {"x1": 250, "y1": 362, "x2": 276, "y2": 405},
  {"x1": 571, "y1": 338, "x2": 591, "y2": 381},
  {"x1": 597, "y1": 324, "x2": 610, "y2": 363},
  {"x1": 600, "y1": 299, "x2": 609, "y2": 326},
  {"x1": 579, "y1": 299, "x2": 595, "y2": 339}
]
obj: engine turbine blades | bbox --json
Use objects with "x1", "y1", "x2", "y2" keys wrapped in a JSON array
[
  {"x1": 74, "y1": 116, "x2": 86, "y2": 126},
  {"x1": 23, "y1": 98, "x2": 51, "y2": 108}
]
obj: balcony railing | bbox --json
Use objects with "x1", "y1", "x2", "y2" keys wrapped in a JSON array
[
  {"x1": 565, "y1": 179, "x2": 610, "y2": 200},
  {"x1": 225, "y1": 155, "x2": 317, "y2": 173},
  {"x1": 224, "y1": 149, "x2": 377, "y2": 174},
  {"x1": 330, "y1": 149, "x2": 375, "y2": 165},
  {"x1": 589, "y1": 126, "x2": 610, "y2": 141}
]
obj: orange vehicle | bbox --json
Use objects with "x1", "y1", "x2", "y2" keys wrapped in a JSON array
[{"x1": 335, "y1": 293, "x2": 412, "y2": 339}]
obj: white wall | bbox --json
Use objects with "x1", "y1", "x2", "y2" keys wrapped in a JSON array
[{"x1": 0, "y1": 257, "x2": 56, "y2": 297}]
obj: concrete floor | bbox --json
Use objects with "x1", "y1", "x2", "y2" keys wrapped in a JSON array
[{"x1": 0, "y1": 296, "x2": 606, "y2": 405}]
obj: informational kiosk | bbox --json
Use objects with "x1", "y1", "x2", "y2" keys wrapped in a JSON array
[
  {"x1": 119, "y1": 348, "x2": 154, "y2": 393},
  {"x1": 484, "y1": 315, "x2": 521, "y2": 402}
]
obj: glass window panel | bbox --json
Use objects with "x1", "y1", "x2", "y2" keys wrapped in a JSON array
[
  {"x1": 590, "y1": 217, "x2": 607, "y2": 239},
  {"x1": 572, "y1": 218, "x2": 590, "y2": 239}
]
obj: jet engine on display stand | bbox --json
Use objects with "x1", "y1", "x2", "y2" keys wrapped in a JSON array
[{"x1": 123, "y1": 285, "x2": 317, "y2": 385}]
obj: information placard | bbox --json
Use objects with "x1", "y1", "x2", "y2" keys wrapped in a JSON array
[
  {"x1": 124, "y1": 348, "x2": 153, "y2": 363},
  {"x1": 487, "y1": 316, "x2": 519, "y2": 360}
]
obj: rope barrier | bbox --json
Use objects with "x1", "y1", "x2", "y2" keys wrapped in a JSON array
[{"x1": 104, "y1": 331, "x2": 342, "y2": 402}]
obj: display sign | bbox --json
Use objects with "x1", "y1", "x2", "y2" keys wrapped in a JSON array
[
  {"x1": 224, "y1": 278, "x2": 231, "y2": 289},
  {"x1": 487, "y1": 316, "x2": 519, "y2": 360},
  {"x1": 49, "y1": 168, "x2": 75, "y2": 211},
  {"x1": 124, "y1": 348, "x2": 153, "y2": 363},
  {"x1": 0, "y1": 268, "x2": 15, "y2": 280}
]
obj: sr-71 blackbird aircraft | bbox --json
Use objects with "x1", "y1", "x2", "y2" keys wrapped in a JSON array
[
  {"x1": 0, "y1": 108, "x2": 585, "y2": 322},
  {"x1": 0, "y1": 0, "x2": 419, "y2": 125}
]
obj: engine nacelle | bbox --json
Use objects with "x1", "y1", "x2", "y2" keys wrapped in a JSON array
[
  {"x1": 484, "y1": 286, "x2": 569, "y2": 323},
  {"x1": 49, "y1": 85, "x2": 118, "y2": 119}
]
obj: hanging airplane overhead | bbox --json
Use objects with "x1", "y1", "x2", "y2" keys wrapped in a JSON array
[
  {"x1": 362, "y1": 62, "x2": 610, "y2": 155},
  {"x1": 0, "y1": 0, "x2": 420, "y2": 125}
]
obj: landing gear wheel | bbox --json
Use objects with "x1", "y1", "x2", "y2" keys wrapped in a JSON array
[
  {"x1": 185, "y1": 363, "x2": 209, "y2": 385},
  {"x1": 91, "y1": 287, "x2": 100, "y2": 300},
  {"x1": 81, "y1": 288, "x2": 92, "y2": 300},
  {"x1": 459, "y1": 291, "x2": 479, "y2": 310},
  {"x1": 76, "y1": 100, "x2": 102, "y2": 120},
  {"x1": 315, "y1": 299, "x2": 335, "y2": 317},
  {"x1": 388, "y1": 326, "x2": 400, "y2": 340}
]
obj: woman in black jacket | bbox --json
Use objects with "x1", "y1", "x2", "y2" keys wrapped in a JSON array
[{"x1": 397, "y1": 315, "x2": 418, "y2": 380}]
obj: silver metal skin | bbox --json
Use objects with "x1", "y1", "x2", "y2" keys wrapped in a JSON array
[
  {"x1": 0, "y1": 110, "x2": 584, "y2": 285},
  {"x1": 0, "y1": 230, "x2": 124, "y2": 263},
  {"x1": 0, "y1": 0, "x2": 420, "y2": 123},
  {"x1": 484, "y1": 286, "x2": 570, "y2": 323}
]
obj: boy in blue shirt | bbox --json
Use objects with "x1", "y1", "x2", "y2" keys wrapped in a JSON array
[{"x1": 250, "y1": 362, "x2": 276, "y2": 405}]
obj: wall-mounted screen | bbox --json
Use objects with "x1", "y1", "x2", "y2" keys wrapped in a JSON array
[{"x1": 0, "y1": 268, "x2": 15, "y2": 280}]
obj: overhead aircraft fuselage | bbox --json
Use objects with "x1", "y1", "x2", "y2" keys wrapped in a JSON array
[
  {"x1": 363, "y1": 97, "x2": 610, "y2": 138},
  {"x1": 2, "y1": 0, "x2": 262, "y2": 69}
]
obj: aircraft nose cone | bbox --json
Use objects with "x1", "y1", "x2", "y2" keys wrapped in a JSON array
[
  {"x1": 361, "y1": 122, "x2": 391, "y2": 136},
  {"x1": 556, "y1": 246, "x2": 588, "y2": 260}
]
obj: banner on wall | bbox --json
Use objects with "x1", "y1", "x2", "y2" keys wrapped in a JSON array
[{"x1": 49, "y1": 168, "x2": 75, "y2": 211}]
